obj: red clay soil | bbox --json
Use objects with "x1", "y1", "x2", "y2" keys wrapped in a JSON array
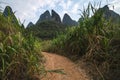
[{"x1": 41, "y1": 52, "x2": 90, "y2": 80}]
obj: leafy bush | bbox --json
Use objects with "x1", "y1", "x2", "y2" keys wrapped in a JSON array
[
  {"x1": 0, "y1": 12, "x2": 44, "y2": 80},
  {"x1": 47, "y1": 3, "x2": 120, "y2": 80}
]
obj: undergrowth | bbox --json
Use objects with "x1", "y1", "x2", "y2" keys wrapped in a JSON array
[
  {"x1": 44, "y1": 3, "x2": 120, "y2": 80},
  {"x1": 0, "y1": 9, "x2": 45, "y2": 80}
]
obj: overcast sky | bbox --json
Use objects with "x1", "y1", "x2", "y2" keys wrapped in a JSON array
[{"x1": 1, "y1": 0, "x2": 120, "y2": 27}]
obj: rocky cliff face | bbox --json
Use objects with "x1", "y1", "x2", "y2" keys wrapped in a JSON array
[
  {"x1": 36, "y1": 10, "x2": 51, "y2": 24},
  {"x1": 36, "y1": 10, "x2": 61, "y2": 24},
  {"x1": 51, "y1": 10, "x2": 61, "y2": 23},
  {"x1": 3, "y1": 6, "x2": 13, "y2": 17},
  {"x1": 27, "y1": 22, "x2": 34, "y2": 27},
  {"x1": 3, "y1": 6, "x2": 18, "y2": 24},
  {"x1": 62, "y1": 13, "x2": 77, "y2": 26},
  {"x1": 36, "y1": 10, "x2": 77, "y2": 26}
]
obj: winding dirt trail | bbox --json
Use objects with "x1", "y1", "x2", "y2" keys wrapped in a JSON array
[{"x1": 42, "y1": 52, "x2": 90, "y2": 80}]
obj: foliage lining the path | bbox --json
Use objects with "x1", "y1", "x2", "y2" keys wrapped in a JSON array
[
  {"x1": 0, "y1": 8, "x2": 45, "y2": 80},
  {"x1": 45, "y1": 3, "x2": 120, "y2": 80}
]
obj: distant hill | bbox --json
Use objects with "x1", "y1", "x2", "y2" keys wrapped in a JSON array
[
  {"x1": 51, "y1": 10, "x2": 61, "y2": 23},
  {"x1": 27, "y1": 5, "x2": 120, "y2": 40},
  {"x1": 3, "y1": 6, "x2": 19, "y2": 25},
  {"x1": 2, "y1": 6, "x2": 78, "y2": 40},
  {"x1": 35, "y1": 10, "x2": 77, "y2": 26},
  {"x1": 95, "y1": 5, "x2": 120, "y2": 24},
  {"x1": 2, "y1": 6, "x2": 25, "y2": 31},
  {"x1": 26, "y1": 10, "x2": 78, "y2": 40},
  {"x1": 36, "y1": 10, "x2": 62, "y2": 24},
  {"x1": 27, "y1": 22, "x2": 34, "y2": 27},
  {"x1": 26, "y1": 21, "x2": 66, "y2": 40},
  {"x1": 62, "y1": 13, "x2": 78, "y2": 26},
  {"x1": 36, "y1": 10, "x2": 51, "y2": 24}
]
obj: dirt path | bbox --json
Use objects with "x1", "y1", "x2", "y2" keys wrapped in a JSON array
[{"x1": 41, "y1": 52, "x2": 90, "y2": 80}]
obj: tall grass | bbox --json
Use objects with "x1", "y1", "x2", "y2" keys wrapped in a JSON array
[
  {"x1": 46, "y1": 3, "x2": 120, "y2": 80},
  {"x1": 0, "y1": 11, "x2": 44, "y2": 80}
]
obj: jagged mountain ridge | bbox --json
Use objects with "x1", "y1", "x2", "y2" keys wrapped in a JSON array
[
  {"x1": 51, "y1": 10, "x2": 61, "y2": 23},
  {"x1": 3, "y1": 5, "x2": 119, "y2": 40},
  {"x1": 3, "y1": 6, "x2": 19, "y2": 25},
  {"x1": 36, "y1": 10, "x2": 51, "y2": 24},
  {"x1": 34, "y1": 10, "x2": 77, "y2": 27},
  {"x1": 95, "y1": 5, "x2": 120, "y2": 24},
  {"x1": 30, "y1": 5, "x2": 120, "y2": 27},
  {"x1": 27, "y1": 5, "x2": 120, "y2": 40},
  {"x1": 62, "y1": 13, "x2": 78, "y2": 26},
  {"x1": 27, "y1": 10, "x2": 77, "y2": 39},
  {"x1": 27, "y1": 22, "x2": 34, "y2": 27}
]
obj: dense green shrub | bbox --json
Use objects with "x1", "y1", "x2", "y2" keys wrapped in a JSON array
[
  {"x1": 0, "y1": 12, "x2": 44, "y2": 80},
  {"x1": 47, "y1": 3, "x2": 120, "y2": 80}
]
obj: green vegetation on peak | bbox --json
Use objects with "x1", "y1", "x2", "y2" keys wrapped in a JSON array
[
  {"x1": 3, "y1": 6, "x2": 19, "y2": 26},
  {"x1": 26, "y1": 20, "x2": 66, "y2": 40},
  {"x1": 62, "y1": 13, "x2": 78, "y2": 26},
  {"x1": 96, "y1": 5, "x2": 120, "y2": 24}
]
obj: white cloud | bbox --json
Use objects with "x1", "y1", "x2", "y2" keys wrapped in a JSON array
[
  {"x1": 1, "y1": 0, "x2": 93, "y2": 26},
  {"x1": 18, "y1": 0, "x2": 63, "y2": 26},
  {"x1": 71, "y1": 3, "x2": 79, "y2": 14},
  {"x1": 58, "y1": 0, "x2": 80, "y2": 20},
  {"x1": 1, "y1": 0, "x2": 120, "y2": 27},
  {"x1": 108, "y1": 0, "x2": 120, "y2": 14}
]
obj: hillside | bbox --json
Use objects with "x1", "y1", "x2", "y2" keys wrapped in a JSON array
[
  {"x1": 26, "y1": 10, "x2": 78, "y2": 40},
  {"x1": 3, "y1": 6, "x2": 19, "y2": 25},
  {"x1": 96, "y1": 5, "x2": 120, "y2": 24},
  {"x1": 26, "y1": 21, "x2": 66, "y2": 40}
]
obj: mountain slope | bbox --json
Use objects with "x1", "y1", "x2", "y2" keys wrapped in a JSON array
[
  {"x1": 27, "y1": 22, "x2": 34, "y2": 27},
  {"x1": 26, "y1": 10, "x2": 78, "y2": 40},
  {"x1": 36, "y1": 10, "x2": 51, "y2": 24},
  {"x1": 51, "y1": 10, "x2": 61, "y2": 23},
  {"x1": 26, "y1": 21, "x2": 66, "y2": 40},
  {"x1": 96, "y1": 5, "x2": 120, "y2": 24},
  {"x1": 3, "y1": 6, "x2": 19, "y2": 25},
  {"x1": 62, "y1": 13, "x2": 78, "y2": 26}
]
